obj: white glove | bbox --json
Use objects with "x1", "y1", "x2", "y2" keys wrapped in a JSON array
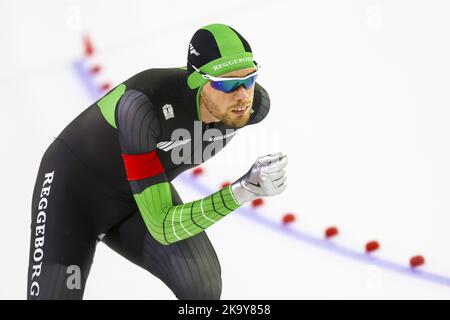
[{"x1": 231, "y1": 152, "x2": 288, "y2": 205}]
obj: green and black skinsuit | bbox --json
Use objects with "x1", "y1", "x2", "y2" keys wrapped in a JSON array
[{"x1": 27, "y1": 23, "x2": 270, "y2": 300}]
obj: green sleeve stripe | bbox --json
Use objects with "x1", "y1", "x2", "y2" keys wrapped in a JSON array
[
  {"x1": 170, "y1": 206, "x2": 182, "y2": 241},
  {"x1": 134, "y1": 182, "x2": 242, "y2": 245},
  {"x1": 220, "y1": 189, "x2": 233, "y2": 211},
  {"x1": 211, "y1": 193, "x2": 223, "y2": 217},
  {"x1": 161, "y1": 205, "x2": 171, "y2": 243},
  {"x1": 178, "y1": 204, "x2": 195, "y2": 237},
  {"x1": 227, "y1": 185, "x2": 239, "y2": 206},
  {"x1": 200, "y1": 198, "x2": 218, "y2": 222},
  {"x1": 190, "y1": 201, "x2": 205, "y2": 229}
]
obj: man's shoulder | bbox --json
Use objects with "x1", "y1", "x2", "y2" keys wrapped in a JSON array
[{"x1": 122, "y1": 67, "x2": 189, "y2": 100}]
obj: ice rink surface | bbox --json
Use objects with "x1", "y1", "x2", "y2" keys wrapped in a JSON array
[{"x1": 2, "y1": 0, "x2": 450, "y2": 299}]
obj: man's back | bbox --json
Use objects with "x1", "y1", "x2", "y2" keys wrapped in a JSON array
[{"x1": 57, "y1": 67, "x2": 269, "y2": 195}]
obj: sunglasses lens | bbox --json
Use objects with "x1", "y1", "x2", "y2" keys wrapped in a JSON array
[{"x1": 210, "y1": 74, "x2": 258, "y2": 93}]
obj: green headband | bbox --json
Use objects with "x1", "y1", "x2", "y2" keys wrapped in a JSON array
[{"x1": 187, "y1": 52, "x2": 256, "y2": 89}]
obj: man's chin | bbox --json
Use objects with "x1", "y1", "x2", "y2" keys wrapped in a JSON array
[{"x1": 221, "y1": 113, "x2": 251, "y2": 128}]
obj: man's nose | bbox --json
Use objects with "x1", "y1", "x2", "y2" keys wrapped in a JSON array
[{"x1": 233, "y1": 85, "x2": 249, "y2": 100}]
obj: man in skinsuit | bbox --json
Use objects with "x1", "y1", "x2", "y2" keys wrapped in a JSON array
[{"x1": 27, "y1": 23, "x2": 288, "y2": 300}]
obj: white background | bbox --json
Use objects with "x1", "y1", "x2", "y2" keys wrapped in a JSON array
[{"x1": 1, "y1": 0, "x2": 450, "y2": 299}]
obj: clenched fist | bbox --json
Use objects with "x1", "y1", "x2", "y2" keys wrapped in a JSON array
[{"x1": 231, "y1": 152, "x2": 288, "y2": 205}]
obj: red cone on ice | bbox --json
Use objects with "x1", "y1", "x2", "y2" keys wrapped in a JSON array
[
  {"x1": 90, "y1": 65, "x2": 102, "y2": 75},
  {"x1": 282, "y1": 213, "x2": 296, "y2": 225},
  {"x1": 251, "y1": 198, "x2": 264, "y2": 208},
  {"x1": 192, "y1": 167, "x2": 204, "y2": 177},
  {"x1": 101, "y1": 83, "x2": 111, "y2": 92},
  {"x1": 221, "y1": 181, "x2": 231, "y2": 188},
  {"x1": 365, "y1": 241, "x2": 380, "y2": 253},
  {"x1": 83, "y1": 35, "x2": 95, "y2": 56},
  {"x1": 410, "y1": 255, "x2": 425, "y2": 268},
  {"x1": 325, "y1": 226, "x2": 338, "y2": 238}
]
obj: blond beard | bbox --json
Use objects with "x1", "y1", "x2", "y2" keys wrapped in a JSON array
[{"x1": 201, "y1": 93, "x2": 252, "y2": 128}]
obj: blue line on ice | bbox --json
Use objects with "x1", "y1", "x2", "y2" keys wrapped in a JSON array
[
  {"x1": 73, "y1": 59, "x2": 102, "y2": 101},
  {"x1": 178, "y1": 172, "x2": 450, "y2": 289}
]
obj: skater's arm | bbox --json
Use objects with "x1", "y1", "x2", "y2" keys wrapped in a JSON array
[{"x1": 116, "y1": 90, "x2": 240, "y2": 245}]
